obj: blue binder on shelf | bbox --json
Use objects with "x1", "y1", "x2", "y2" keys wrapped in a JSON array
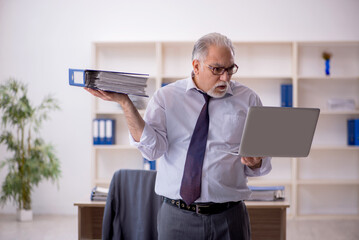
[
  {"x1": 281, "y1": 84, "x2": 292, "y2": 107},
  {"x1": 143, "y1": 158, "x2": 156, "y2": 170},
  {"x1": 93, "y1": 119, "x2": 115, "y2": 145},
  {"x1": 348, "y1": 119, "x2": 359, "y2": 146}
]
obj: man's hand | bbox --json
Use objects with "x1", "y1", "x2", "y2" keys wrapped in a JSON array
[
  {"x1": 241, "y1": 157, "x2": 262, "y2": 169},
  {"x1": 84, "y1": 88, "x2": 129, "y2": 105}
]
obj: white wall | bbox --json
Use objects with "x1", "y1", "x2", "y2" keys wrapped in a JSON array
[{"x1": 0, "y1": 0, "x2": 358, "y2": 215}]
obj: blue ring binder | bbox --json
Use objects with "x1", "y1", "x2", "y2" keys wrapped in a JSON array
[{"x1": 69, "y1": 69, "x2": 86, "y2": 87}]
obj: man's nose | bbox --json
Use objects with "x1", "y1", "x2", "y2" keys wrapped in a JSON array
[{"x1": 219, "y1": 71, "x2": 230, "y2": 82}]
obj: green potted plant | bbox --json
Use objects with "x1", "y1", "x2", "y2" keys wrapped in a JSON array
[{"x1": 0, "y1": 79, "x2": 61, "y2": 221}]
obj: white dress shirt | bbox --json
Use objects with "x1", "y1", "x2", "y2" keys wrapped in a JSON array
[{"x1": 130, "y1": 76, "x2": 272, "y2": 203}]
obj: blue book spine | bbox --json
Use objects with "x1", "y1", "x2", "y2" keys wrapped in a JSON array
[
  {"x1": 351, "y1": 119, "x2": 359, "y2": 146},
  {"x1": 104, "y1": 119, "x2": 115, "y2": 145},
  {"x1": 280, "y1": 84, "x2": 292, "y2": 107},
  {"x1": 150, "y1": 160, "x2": 156, "y2": 170},
  {"x1": 99, "y1": 119, "x2": 106, "y2": 144},
  {"x1": 143, "y1": 158, "x2": 156, "y2": 170},
  {"x1": 356, "y1": 120, "x2": 359, "y2": 145},
  {"x1": 348, "y1": 119, "x2": 354, "y2": 145},
  {"x1": 93, "y1": 119, "x2": 100, "y2": 145}
]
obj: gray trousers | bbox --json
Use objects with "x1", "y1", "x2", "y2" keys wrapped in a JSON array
[{"x1": 157, "y1": 201, "x2": 251, "y2": 240}]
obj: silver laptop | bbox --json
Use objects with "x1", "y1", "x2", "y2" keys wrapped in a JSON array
[{"x1": 239, "y1": 106, "x2": 320, "y2": 157}]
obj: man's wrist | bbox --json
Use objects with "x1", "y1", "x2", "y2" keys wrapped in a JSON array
[{"x1": 249, "y1": 159, "x2": 262, "y2": 169}]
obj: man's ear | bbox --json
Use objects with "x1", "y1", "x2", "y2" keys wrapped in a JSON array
[{"x1": 192, "y1": 59, "x2": 200, "y2": 75}]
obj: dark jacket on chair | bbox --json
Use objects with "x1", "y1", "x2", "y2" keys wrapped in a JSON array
[{"x1": 102, "y1": 169, "x2": 162, "y2": 240}]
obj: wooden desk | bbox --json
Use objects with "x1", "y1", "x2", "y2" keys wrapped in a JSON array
[
  {"x1": 246, "y1": 201, "x2": 289, "y2": 240},
  {"x1": 74, "y1": 201, "x2": 289, "y2": 240},
  {"x1": 74, "y1": 202, "x2": 105, "y2": 240}
]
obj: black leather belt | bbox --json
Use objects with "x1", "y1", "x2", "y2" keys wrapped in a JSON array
[{"x1": 162, "y1": 197, "x2": 241, "y2": 215}]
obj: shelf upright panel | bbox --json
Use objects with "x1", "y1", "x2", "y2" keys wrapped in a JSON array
[
  {"x1": 91, "y1": 42, "x2": 99, "y2": 189},
  {"x1": 156, "y1": 42, "x2": 163, "y2": 90}
]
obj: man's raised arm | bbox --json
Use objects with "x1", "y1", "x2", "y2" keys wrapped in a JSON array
[{"x1": 84, "y1": 88, "x2": 144, "y2": 142}]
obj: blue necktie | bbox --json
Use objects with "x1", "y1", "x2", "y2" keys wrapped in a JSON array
[{"x1": 180, "y1": 92, "x2": 211, "y2": 205}]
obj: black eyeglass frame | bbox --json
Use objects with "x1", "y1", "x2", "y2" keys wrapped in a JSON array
[{"x1": 205, "y1": 63, "x2": 239, "y2": 75}]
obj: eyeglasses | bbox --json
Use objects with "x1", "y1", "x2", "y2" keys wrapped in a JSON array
[{"x1": 205, "y1": 63, "x2": 238, "y2": 75}]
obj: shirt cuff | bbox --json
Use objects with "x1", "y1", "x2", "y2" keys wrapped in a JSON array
[
  {"x1": 129, "y1": 122, "x2": 153, "y2": 147},
  {"x1": 244, "y1": 157, "x2": 272, "y2": 177}
]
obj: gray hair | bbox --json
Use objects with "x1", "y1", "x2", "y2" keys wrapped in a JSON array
[{"x1": 192, "y1": 33, "x2": 235, "y2": 62}]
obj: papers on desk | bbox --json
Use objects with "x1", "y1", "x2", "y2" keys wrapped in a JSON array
[
  {"x1": 248, "y1": 186, "x2": 285, "y2": 201},
  {"x1": 91, "y1": 186, "x2": 109, "y2": 201}
]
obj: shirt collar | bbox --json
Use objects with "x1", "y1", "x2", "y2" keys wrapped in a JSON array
[
  {"x1": 185, "y1": 73, "x2": 200, "y2": 93},
  {"x1": 185, "y1": 72, "x2": 234, "y2": 97}
]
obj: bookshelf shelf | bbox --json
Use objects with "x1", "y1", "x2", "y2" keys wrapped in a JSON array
[
  {"x1": 247, "y1": 179, "x2": 292, "y2": 186},
  {"x1": 297, "y1": 180, "x2": 359, "y2": 185},
  {"x1": 298, "y1": 76, "x2": 359, "y2": 81},
  {"x1": 311, "y1": 145, "x2": 359, "y2": 150},
  {"x1": 319, "y1": 110, "x2": 359, "y2": 115},
  {"x1": 95, "y1": 109, "x2": 146, "y2": 115},
  {"x1": 162, "y1": 74, "x2": 190, "y2": 79},
  {"x1": 233, "y1": 76, "x2": 292, "y2": 80},
  {"x1": 91, "y1": 40, "x2": 359, "y2": 219},
  {"x1": 94, "y1": 145, "x2": 138, "y2": 150}
]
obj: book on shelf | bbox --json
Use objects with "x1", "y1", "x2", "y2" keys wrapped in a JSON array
[
  {"x1": 348, "y1": 119, "x2": 359, "y2": 145},
  {"x1": 280, "y1": 84, "x2": 292, "y2": 107},
  {"x1": 91, "y1": 186, "x2": 109, "y2": 201},
  {"x1": 93, "y1": 119, "x2": 115, "y2": 145},
  {"x1": 327, "y1": 98, "x2": 355, "y2": 111},
  {"x1": 69, "y1": 68, "x2": 149, "y2": 97},
  {"x1": 248, "y1": 185, "x2": 285, "y2": 201}
]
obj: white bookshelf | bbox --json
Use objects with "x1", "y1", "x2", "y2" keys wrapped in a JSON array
[{"x1": 91, "y1": 41, "x2": 359, "y2": 219}]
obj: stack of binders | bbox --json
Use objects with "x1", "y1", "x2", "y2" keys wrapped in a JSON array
[
  {"x1": 69, "y1": 68, "x2": 149, "y2": 97},
  {"x1": 348, "y1": 119, "x2": 359, "y2": 145},
  {"x1": 93, "y1": 119, "x2": 115, "y2": 145},
  {"x1": 90, "y1": 186, "x2": 108, "y2": 201},
  {"x1": 248, "y1": 186, "x2": 285, "y2": 201},
  {"x1": 281, "y1": 84, "x2": 293, "y2": 107}
]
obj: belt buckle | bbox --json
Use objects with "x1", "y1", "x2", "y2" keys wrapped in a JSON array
[{"x1": 195, "y1": 204, "x2": 211, "y2": 214}]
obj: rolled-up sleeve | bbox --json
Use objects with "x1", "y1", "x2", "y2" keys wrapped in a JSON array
[{"x1": 129, "y1": 90, "x2": 168, "y2": 160}]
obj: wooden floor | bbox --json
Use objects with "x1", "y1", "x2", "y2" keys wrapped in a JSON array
[{"x1": 1, "y1": 214, "x2": 359, "y2": 240}]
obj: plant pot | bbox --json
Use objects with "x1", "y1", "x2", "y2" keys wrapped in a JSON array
[{"x1": 16, "y1": 209, "x2": 33, "y2": 221}]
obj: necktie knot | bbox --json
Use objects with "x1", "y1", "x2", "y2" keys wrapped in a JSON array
[
  {"x1": 198, "y1": 91, "x2": 211, "y2": 104},
  {"x1": 203, "y1": 93, "x2": 211, "y2": 103}
]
